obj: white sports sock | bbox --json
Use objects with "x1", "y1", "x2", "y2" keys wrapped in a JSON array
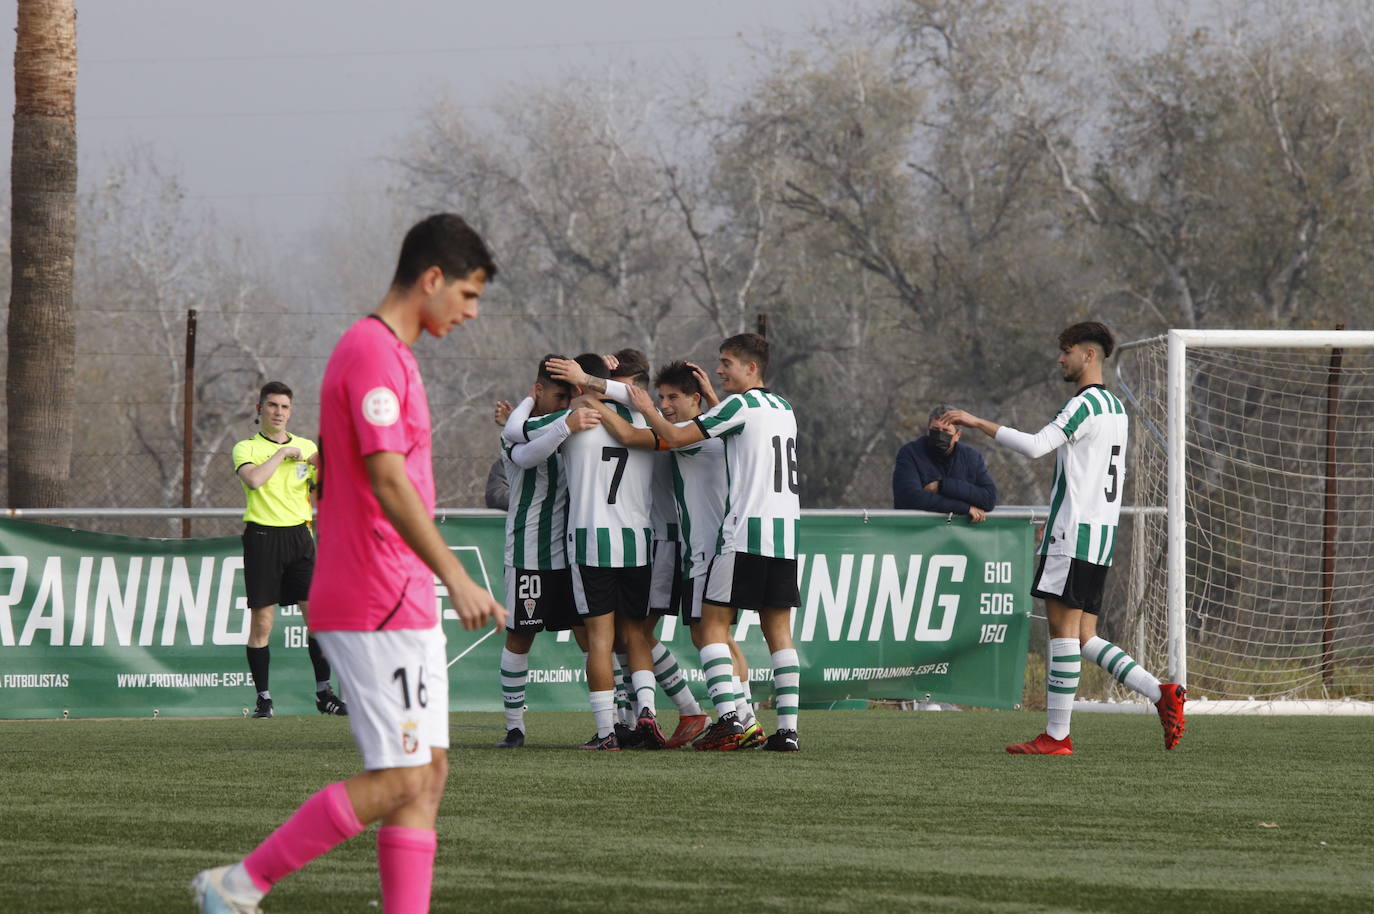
[
  {"x1": 588, "y1": 690, "x2": 615, "y2": 738},
  {"x1": 499, "y1": 648, "x2": 529, "y2": 732},
  {"x1": 222, "y1": 862, "x2": 265, "y2": 903},
  {"x1": 731, "y1": 676, "x2": 755, "y2": 726},
  {"x1": 631, "y1": 669, "x2": 657, "y2": 716},
  {"x1": 1046, "y1": 637, "x2": 1080, "y2": 740},
  {"x1": 1082, "y1": 636, "x2": 1162, "y2": 703},
  {"x1": 772, "y1": 649, "x2": 800, "y2": 732}
]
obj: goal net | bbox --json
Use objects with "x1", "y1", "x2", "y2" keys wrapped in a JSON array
[{"x1": 1116, "y1": 330, "x2": 1374, "y2": 711}]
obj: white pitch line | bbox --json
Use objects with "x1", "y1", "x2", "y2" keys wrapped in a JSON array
[{"x1": 446, "y1": 626, "x2": 498, "y2": 668}]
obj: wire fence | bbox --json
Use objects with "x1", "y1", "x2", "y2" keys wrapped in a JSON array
[{"x1": 0, "y1": 300, "x2": 1085, "y2": 539}]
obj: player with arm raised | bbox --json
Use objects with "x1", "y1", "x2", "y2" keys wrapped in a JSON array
[
  {"x1": 553, "y1": 351, "x2": 659, "y2": 749},
  {"x1": 622, "y1": 333, "x2": 802, "y2": 752},
  {"x1": 547, "y1": 353, "x2": 717, "y2": 749},
  {"x1": 945, "y1": 321, "x2": 1185, "y2": 756},
  {"x1": 193, "y1": 214, "x2": 506, "y2": 914},
  {"x1": 490, "y1": 357, "x2": 602, "y2": 749},
  {"x1": 571, "y1": 359, "x2": 767, "y2": 749}
]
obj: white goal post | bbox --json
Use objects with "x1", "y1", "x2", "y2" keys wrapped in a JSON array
[{"x1": 1116, "y1": 329, "x2": 1374, "y2": 714}]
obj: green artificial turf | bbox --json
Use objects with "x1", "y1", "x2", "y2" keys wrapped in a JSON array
[{"x1": 1, "y1": 711, "x2": 1371, "y2": 913}]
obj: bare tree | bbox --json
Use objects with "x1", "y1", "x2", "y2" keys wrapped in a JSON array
[{"x1": 74, "y1": 150, "x2": 294, "y2": 514}]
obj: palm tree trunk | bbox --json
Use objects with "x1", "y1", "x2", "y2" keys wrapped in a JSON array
[{"x1": 8, "y1": 0, "x2": 77, "y2": 507}]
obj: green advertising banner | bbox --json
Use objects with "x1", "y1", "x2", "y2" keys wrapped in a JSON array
[{"x1": 0, "y1": 513, "x2": 1032, "y2": 719}]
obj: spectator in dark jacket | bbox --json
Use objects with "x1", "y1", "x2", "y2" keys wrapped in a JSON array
[{"x1": 893, "y1": 405, "x2": 998, "y2": 522}]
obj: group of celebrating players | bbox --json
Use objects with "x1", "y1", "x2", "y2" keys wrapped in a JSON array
[
  {"x1": 493, "y1": 338, "x2": 802, "y2": 752},
  {"x1": 196, "y1": 213, "x2": 1186, "y2": 914}
]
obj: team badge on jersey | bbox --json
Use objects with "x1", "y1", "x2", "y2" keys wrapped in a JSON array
[
  {"x1": 400, "y1": 718, "x2": 420, "y2": 755},
  {"x1": 363, "y1": 387, "x2": 400, "y2": 426}
]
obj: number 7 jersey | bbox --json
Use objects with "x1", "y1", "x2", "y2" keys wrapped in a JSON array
[
  {"x1": 693, "y1": 387, "x2": 801, "y2": 559},
  {"x1": 1040, "y1": 384, "x2": 1128, "y2": 565},
  {"x1": 560, "y1": 401, "x2": 655, "y2": 568}
]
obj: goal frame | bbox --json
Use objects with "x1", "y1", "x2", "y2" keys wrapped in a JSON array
[{"x1": 1156, "y1": 329, "x2": 1374, "y2": 689}]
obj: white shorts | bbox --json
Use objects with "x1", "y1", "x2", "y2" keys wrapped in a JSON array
[
  {"x1": 648, "y1": 540, "x2": 680, "y2": 611},
  {"x1": 682, "y1": 573, "x2": 706, "y2": 623},
  {"x1": 313, "y1": 625, "x2": 449, "y2": 770}
]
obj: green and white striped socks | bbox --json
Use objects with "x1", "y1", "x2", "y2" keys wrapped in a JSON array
[
  {"x1": 499, "y1": 648, "x2": 528, "y2": 732},
  {"x1": 652, "y1": 641, "x2": 703, "y2": 715},
  {"x1": 772, "y1": 649, "x2": 800, "y2": 732},
  {"x1": 1083, "y1": 636, "x2": 1162, "y2": 702},
  {"x1": 699, "y1": 642, "x2": 737, "y2": 718},
  {"x1": 1046, "y1": 637, "x2": 1080, "y2": 739}
]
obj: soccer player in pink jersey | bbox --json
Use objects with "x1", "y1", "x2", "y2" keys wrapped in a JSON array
[{"x1": 193, "y1": 214, "x2": 506, "y2": 914}]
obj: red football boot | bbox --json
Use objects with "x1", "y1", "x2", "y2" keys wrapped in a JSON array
[
  {"x1": 1006, "y1": 732, "x2": 1073, "y2": 755},
  {"x1": 1155, "y1": 683, "x2": 1187, "y2": 750}
]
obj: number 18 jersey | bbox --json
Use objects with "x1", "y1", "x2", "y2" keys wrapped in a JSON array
[
  {"x1": 1041, "y1": 384, "x2": 1128, "y2": 566},
  {"x1": 693, "y1": 388, "x2": 801, "y2": 560}
]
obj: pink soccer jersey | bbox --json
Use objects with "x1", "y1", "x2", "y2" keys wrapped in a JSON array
[{"x1": 309, "y1": 316, "x2": 438, "y2": 631}]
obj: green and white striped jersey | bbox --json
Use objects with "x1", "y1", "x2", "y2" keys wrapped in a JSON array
[
  {"x1": 693, "y1": 388, "x2": 801, "y2": 560},
  {"x1": 650, "y1": 452, "x2": 680, "y2": 543},
  {"x1": 501, "y1": 443, "x2": 568, "y2": 571},
  {"x1": 671, "y1": 435, "x2": 726, "y2": 578},
  {"x1": 1041, "y1": 384, "x2": 1129, "y2": 565},
  {"x1": 562, "y1": 401, "x2": 654, "y2": 568}
]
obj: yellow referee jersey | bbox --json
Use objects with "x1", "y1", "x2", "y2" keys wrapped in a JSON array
[{"x1": 231, "y1": 433, "x2": 318, "y2": 527}]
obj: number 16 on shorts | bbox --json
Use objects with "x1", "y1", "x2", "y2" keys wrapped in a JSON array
[{"x1": 392, "y1": 665, "x2": 430, "y2": 710}]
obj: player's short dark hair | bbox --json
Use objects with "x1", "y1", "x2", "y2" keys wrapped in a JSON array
[
  {"x1": 258, "y1": 381, "x2": 292, "y2": 404},
  {"x1": 611, "y1": 348, "x2": 650, "y2": 384},
  {"x1": 720, "y1": 332, "x2": 769, "y2": 377},
  {"x1": 574, "y1": 352, "x2": 609, "y2": 380},
  {"x1": 654, "y1": 360, "x2": 701, "y2": 397},
  {"x1": 390, "y1": 213, "x2": 498, "y2": 290},
  {"x1": 1059, "y1": 321, "x2": 1115, "y2": 359},
  {"x1": 536, "y1": 354, "x2": 573, "y2": 392}
]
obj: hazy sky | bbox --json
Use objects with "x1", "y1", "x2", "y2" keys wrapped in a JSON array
[{"x1": 0, "y1": 0, "x2": 864, "y2": 239}]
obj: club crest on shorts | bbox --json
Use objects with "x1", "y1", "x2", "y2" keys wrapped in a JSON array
[
  {"x1": 524, "y1": 598, "x2": 536, "y2": 614},
  {"x1": 401, "y1": 719, "x2": 420, "y2": 754}
]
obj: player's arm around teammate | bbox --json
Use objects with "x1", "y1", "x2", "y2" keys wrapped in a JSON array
[{"x1": 624, "y1": 337, "x2": 802, "y2": 751}]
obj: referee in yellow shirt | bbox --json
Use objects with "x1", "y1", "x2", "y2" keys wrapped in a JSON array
[{"x1": 232, "y1": 381, "x2": 346, "y2": 718}]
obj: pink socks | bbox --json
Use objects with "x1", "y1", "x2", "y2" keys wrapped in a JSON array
[
  {"x1": 243, "y1": 781, "x2": 365, "y2": 891},
  {"x1": 239, "y1": 781, "x2": 437, "y2": 913},
  {"x1": 378, "y1": 826, "x2": 438, "y2": 913}
]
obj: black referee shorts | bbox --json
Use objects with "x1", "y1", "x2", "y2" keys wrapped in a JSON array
[{"x1": 242, "y1": 522, "x2": 315, "y2": 609}]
